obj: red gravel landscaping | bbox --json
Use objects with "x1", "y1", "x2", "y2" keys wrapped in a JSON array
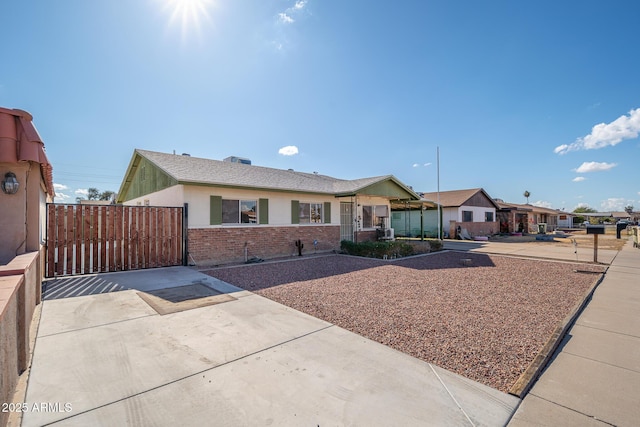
[{"x1": 203, "y1": 252, "x2": 604, "y2": 393}]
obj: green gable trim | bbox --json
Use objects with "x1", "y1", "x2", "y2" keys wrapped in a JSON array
[
  {"x1": 210, "y1": 196, "x2": 222, "y2": 225},
  {"x1": 118, "y1": 154, "x2": 179, "y2": 202},
  {"x1": 324, "y1": 202, "x2": 331, "y2": 224},
  {"x1": 259, "y1": 198, "x2": 269, "y2": 224},
  {"x1": 291, "y1": 200, "x2": 299, "y2": 224}
]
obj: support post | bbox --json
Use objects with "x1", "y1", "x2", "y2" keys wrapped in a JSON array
[{"x1": 593, "y1": 233, "x2": 598, "y2": 263}]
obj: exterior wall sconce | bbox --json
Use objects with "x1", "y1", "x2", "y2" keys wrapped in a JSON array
[{"x1": 1, "y1": 172, "x2": 19, "y2": 195}]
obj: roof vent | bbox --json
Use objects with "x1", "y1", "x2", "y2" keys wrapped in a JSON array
[{"x1": 224, "y1": 156, "x2": 251, "y2": 165}]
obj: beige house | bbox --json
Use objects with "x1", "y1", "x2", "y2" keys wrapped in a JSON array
[
  {"x1": 116, "y1": 149, "x2": 423, "y2": 265},
  {"x1": 0, "y1": 107, "x2": 53, "y2": 425}
]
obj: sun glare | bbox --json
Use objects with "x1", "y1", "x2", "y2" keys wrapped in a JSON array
[{"x1": 161, "y1": 0, "x2": 214, "y2": 40}]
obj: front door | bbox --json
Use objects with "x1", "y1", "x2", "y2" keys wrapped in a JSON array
[{"x1": 340, "y1": 202, "x2": 354, "y2": 242}]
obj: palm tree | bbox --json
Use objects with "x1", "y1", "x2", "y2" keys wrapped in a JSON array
[{"x1": 523, "y1": 190, "x2": 531, "y2": 204}]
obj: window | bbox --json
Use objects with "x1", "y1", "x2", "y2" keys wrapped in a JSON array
[
  {"x1": 211, "y1": 197, "x2": 267, "y2": 225},
  {"x1": 485, "y1": 211, "x2": 494, "y2": 222},
  {"x1": 299, "y1": 202, "x2": 323, "y2": 224},
  {"x1": 363, "y1": 205, "x2": 389, "y2": 228},
  {"x1": 462, "y1": 210, "x2": 473, "y2": 222},
  {"x1": 222, "y1": 199, "x2": 257, "y2": 224}
]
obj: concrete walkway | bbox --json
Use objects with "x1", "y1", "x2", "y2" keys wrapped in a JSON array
[
  {"x1": 20, "y1": 267, "x2": 518, "y2": 426},
  {"x1": 508, "y1": 239, "x2": 640, "y2": 426}
]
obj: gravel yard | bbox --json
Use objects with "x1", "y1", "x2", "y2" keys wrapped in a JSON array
[{"x1": 203, "y1": 252, "x2": 604, "y2": 393}]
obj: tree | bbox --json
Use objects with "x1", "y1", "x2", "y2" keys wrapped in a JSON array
[
  {"x1": 573, "y1": 206, "x2": 597, "y2": 213},
  {"x1": 625, "y1": 205, "x2": 634, "y2": 214},
  {"x1": 99, "y1": 191, "x2": 115, "y2": 201},
  {"x1": 76, "y1": 187, "x2": 116, "y2": 203},
  {"x1": 523, "y1": 190, "x2": 531, "y2": 204}
]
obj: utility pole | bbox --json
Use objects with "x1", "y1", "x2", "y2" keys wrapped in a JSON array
[{"x1": 437, "y1": 146, "x2": 441, "y2": 240}]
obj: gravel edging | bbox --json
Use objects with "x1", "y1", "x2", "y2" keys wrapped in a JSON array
[{"x1": 203, "y1": 252, "x2": 605, "y2": 393}]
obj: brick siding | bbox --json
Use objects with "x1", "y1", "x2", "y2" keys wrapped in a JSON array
[{"x1": 188, "y1": 225, "x2": 341, "y2": 266}]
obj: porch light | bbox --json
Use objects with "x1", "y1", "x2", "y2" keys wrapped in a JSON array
[{"x1": 1, "y1": 172, "x2": 19, "y2": 195}]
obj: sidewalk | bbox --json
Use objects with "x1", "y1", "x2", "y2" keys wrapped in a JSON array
[{"x1": 508, "y1": 239, "x2": 640, "y2": 426}]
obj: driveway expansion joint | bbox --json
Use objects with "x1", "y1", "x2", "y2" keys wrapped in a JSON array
[
  {"x1": 528, "y1": 393, "x2": 617, "y2": 427},
  {"x1": 36, "y1": 313, "x2": 158, "y2": 338}
]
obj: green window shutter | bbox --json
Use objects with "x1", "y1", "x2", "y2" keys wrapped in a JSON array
[
  {"x1": 210, "y1": 196, "x2": 222, "y2": 225},
  {"x1": 324, "y1": 202, "x2": 331, "y2": 224},
  {"x1": 291, "y1": 200, "x2": 299, "y2": 224},
  {"x1": 259, "y1": 198, "x2": 269, "y2": 224}
]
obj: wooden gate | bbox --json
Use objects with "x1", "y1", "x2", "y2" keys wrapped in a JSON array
[{"x1": 46, "y1": 204, "x2": 184, "y2": 278}]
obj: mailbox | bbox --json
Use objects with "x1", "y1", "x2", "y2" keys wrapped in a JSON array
[{"x1": 586, "y1": 225, "x2": 605, "y2": 235}]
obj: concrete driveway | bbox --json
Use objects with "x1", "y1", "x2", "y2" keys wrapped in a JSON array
[{"x1": 21, "y1": 267, "x2": 519, "y2": 426}]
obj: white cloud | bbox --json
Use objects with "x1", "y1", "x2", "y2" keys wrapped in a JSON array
[
  {"x1": 55, "y1": 192, "x2": 71, "y2": 201},
  {"x1": 532, "y1": 200, "x2": 553, "y2": 208},
  {"x1": 412, "y1": 163, "x2": 419, "y2": 168},
  {"x1": 277, "y1": 1, "x2": 309, "y2": 25},
  {"x1": 53, "y1": 183, "x2": 68, "y2": 191},
  {"x1": 555, "y1": 108, "x2": 640, "y2": 154},
  {"x1": 272, "y1": 1, "x2": 311, "y2": 51},
  {"x1": 424, "y1": 162, "x2": 432, "y2": 167},
  {"x1": 600, "y1": 198, "x2": 629, "y2": 211},
  {"x1": 278, "y1": 145, "x2": 299, "y2": 156},
  {"x1": 573, "y1": 161, "x2": 617, "y2": 173},
  {"x1": 572, "y1": 176, "x2": 586, "y2": 182},
  {"x1": 278, "y1": 13, "x2": 294, "y2": 24},
  {"x1": 75, "y1": 188, "x2": 88, "y2": 196}
]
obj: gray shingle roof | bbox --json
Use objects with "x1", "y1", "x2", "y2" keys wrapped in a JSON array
[{"x1": 136, "y1": 149, "x2": 401, "y2": 196}]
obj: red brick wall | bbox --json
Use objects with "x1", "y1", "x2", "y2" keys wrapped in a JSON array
[{"x1": 188, "y1": 225, "x2": 341, "y2": 266}]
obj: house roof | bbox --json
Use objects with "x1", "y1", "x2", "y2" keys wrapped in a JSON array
[
  {"x1": 119, "y1": 149, "x2": 421, "y2": 200},
  {"x1": 0, "y1": 107, "x2": 54, "y2": 196},
  {"x1": 419, "y1": 188, "x2": 500, "y2": 209},
  {"x1": 497, "y1": 201, "x2": 573, "y2": 216}
]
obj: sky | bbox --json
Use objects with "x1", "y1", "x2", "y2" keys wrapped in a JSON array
[{"x1": 2, "y1": 0, "x2": 640, "y2": 212}]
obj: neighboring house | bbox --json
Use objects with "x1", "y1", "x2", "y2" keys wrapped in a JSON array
[
  {"x1": 418, "y1": 188, "x2": 499, "y2": 238},
  {"x1": 496, "y1": 201, "x2": 575, "y2": 233},
  {"x1": 116, "y1": 149, "x2": 422, "y2": 265},
  {"x1": 611, "y1": 211, "x2": 632, "y2": 222},
  {"x1": 494, "y1": 200, "x2": 531, "y2": 234}
]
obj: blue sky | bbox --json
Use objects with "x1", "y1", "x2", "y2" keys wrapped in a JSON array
[{"x1": 2, "y1": 0, "x2": 639, "y2": 212}]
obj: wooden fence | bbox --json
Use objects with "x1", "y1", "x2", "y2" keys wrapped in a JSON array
[{"x1": 46, "y1": 204, "x2": 183, "y2": 278}]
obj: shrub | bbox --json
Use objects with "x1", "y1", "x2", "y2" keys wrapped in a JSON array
[{"x1": 340, "y1": 239, "x2": 442, "y2": 259}]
